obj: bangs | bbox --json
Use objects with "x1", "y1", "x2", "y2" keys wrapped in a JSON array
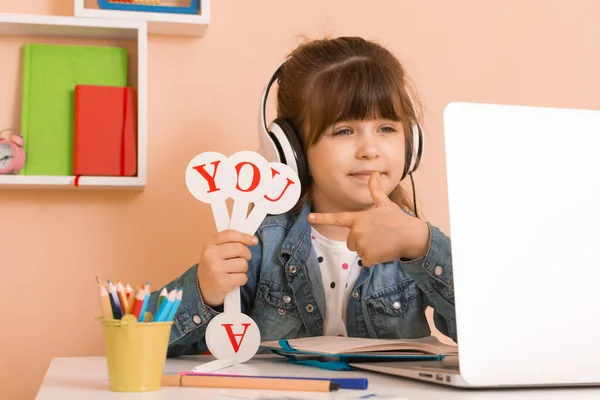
[{"x1": 301, "y1": 57, "x2": 411, "y2": 145}]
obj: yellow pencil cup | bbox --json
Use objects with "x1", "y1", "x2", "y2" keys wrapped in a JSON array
[{"x1": 100, "y1": 314, "x2": 173, "y2": 392}]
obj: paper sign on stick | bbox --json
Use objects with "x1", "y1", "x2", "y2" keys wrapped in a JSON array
[
  {"x1": 241, "y1": 162, "x2": 301, "y2": 235},
  {"x1": 225, "y1": 153, "x2": 293, "y2": 316},
  {"x1": 185, "y1": 152, "x2": 235, "y2": 232},
  {"x1": 185, "y1": 150, "x2": 301, "y2": 364},
  {"x1": 204, "y1": 312, "x2": 261, "y2": 363},
  {"x1": 228, "y1": 150, "x2": 272, "y2": 236}
]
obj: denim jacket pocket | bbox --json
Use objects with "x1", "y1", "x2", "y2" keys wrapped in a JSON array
[
  {"x1": 365, "y1": 280, "x2": 430, "y2": 339},
  {"x1": 251, "y1": 280, "x2": 305, "y2": 341}
]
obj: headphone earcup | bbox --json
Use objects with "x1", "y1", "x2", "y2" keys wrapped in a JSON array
[
  {"x1": 402, "y1": 122, "x2": 424, "y2": 180},
  {"x1": 267, "y1": 118, "x2": 310, "y2": 187}
]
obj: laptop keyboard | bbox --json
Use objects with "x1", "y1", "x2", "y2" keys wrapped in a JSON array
[{"x1": 418, "y1": 364, "x2": 460, "y2": 371}]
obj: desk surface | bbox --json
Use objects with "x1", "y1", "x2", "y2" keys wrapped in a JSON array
[{"x1": 35, "y1": 354, "x2": 600, "y2": 400}]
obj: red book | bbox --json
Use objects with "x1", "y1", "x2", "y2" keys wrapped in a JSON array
[{"x1": 74, "y1": 85, "x2": 137, "y2": 176}]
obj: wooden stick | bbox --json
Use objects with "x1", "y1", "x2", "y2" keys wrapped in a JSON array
[{"x1": 162, "y1": 374, "x2": 339, "y2": 392}]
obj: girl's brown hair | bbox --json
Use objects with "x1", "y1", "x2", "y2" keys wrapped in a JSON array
[{"x1": 276, "y1": 36, "x2": 421, "y2": 216}]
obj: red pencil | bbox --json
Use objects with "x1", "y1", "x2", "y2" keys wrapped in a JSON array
[
  {"x1": 125, "y1": 283, "x2": 133, "y2": 300},
  {"x1": 131, "y1": 288, "x2": 146, "y2": 319}
]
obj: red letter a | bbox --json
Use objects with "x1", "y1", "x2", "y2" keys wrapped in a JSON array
[{"x1": 221, "y1": 323, "x2": 251, "y2": 353}]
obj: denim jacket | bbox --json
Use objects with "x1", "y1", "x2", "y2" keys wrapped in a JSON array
[{"x1": 146, "y1": 203, "x2": 456, "y2": 357}]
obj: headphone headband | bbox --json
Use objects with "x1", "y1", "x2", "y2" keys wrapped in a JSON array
[
  {"x1": 258, "y1": 56, "x2": 424, "y2": 182},
  {"x1": 259, "y1": 57, "x2": 290, "y2": 137}
]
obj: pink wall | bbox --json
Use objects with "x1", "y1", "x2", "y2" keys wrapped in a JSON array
[{"x1": 2, "y1": 0, "x2": 600, "y2": 398}]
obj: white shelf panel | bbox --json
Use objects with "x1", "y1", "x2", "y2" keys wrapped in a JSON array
[
  {"x1": 0, "y1": 12, "x2": 142, "y2": 39},
  {"x1": 74, "y1": 0, "x2": 210, "y2": 37},
  {"x1": 0, "y1": 13, "x2": 148, "y2": 190},
  {"x1": 0, "y1": 175, "x2": 145, "y2": 190}
]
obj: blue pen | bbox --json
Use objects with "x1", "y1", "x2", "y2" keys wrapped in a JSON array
[{"x1": 180, "y1": 372, "x2": 368, "y2": 390}]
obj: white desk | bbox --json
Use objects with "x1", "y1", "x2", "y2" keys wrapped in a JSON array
[{"x1": 35, "y1": 354, "x2": 600, "y2": 400}]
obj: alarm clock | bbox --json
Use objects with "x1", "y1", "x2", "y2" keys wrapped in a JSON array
[{"x1": 0, "y1": 129, "x2": 25, "y2": 175}]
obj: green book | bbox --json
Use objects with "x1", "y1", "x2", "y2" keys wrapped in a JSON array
[{"x1": 20, "y1": 43, "x2": 128, "y2": 176}]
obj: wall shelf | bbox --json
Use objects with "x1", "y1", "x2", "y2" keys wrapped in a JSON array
[
  {"x1": 73, "y1": 0, "x2": 210, "y2": 37},
  {"x1": 0, "y1": 175, "x2": 144, "y2": 190},
  {"x1": 0, "y1": 13, "x2": 148, "y2": 190}
]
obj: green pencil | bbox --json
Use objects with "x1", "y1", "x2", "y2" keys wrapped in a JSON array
[{"x1": 157, "y1": 287, "x2": 168, "y2": 309}]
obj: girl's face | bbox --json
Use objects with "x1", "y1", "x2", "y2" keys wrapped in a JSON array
[{"x1": 307, "y1": 119, "x2": 406, "y2": 213}]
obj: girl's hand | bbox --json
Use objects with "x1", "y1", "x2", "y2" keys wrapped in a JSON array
[
  {"x1": 308, "y1": 172, "x2": 430, "y2": 266},
  {"x1": 197, "y1": 230, "x2": 258, "y2": 307}
]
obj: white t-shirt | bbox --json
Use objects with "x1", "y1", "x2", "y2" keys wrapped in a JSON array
[{"x1": 310, "y1": 226, "x2": 362, "y2": 337}]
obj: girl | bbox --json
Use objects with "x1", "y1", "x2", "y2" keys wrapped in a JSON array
[{"x1": 149, "y1": 36, "x2": 455, "y2": 357}]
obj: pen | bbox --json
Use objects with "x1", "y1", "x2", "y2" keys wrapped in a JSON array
[
  {"x1": 180, "y1": 372, "x2": 368, "y2": 390},
  {"x1": 162, "y1": 374, "x2": 339, "y2": 392}
]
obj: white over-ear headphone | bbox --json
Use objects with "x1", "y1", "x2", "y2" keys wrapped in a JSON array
[{"x1": 258, "y1": 58, "x2": 424, "y2": 187}]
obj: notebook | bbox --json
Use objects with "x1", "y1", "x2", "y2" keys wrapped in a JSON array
[
  {"x1": 260, "y1": 335, "x2": 458, "y2": 362},
  {"x1": 20, "y1": 43, "x2": 128, "y2": 176},
  {"x1": 73, "y1": 85, "x2": 137, "y2": 177}
]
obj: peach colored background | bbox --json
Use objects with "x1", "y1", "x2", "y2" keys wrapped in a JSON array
[{"x1": 2, "y1": 0, "x2": 600, "y2": 398}]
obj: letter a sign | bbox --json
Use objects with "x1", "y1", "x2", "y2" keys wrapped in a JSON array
[{"x1": 204, "y1": 312, "x2": 262, "y2": 363}]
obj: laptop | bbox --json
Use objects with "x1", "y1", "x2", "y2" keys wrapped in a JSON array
[{"x1": 351, "y1": 102, "x2": 600, "y2": 388}]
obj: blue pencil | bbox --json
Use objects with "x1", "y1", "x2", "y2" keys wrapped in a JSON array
[
  {"x1": 165, "y1": 288, "x2": 183, "y2": 321},
  {"x1": 137, "y1": 282, "x2": 150, "y2": 322},
  {"x1": 154, "y1": 289, "x2": 176, "y2": 322}
]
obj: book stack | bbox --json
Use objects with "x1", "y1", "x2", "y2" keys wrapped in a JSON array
[{"x1": 20, "y1": 43, "x2": 137, "y2": 177}]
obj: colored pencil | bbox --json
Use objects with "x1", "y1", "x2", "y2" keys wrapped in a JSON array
[
  {"x1": 166, "y1": 288, "x2": 183, "y2": 321},
  {"x1": 125, "y1": 283, "x2": 133, "y2": 300},
  {"x1": 137, "y1": 282, "x2": 150, "y2": 322},
  {"x1": 106, "y1": 281, "x2": 124, "y2": 319},
  {"x1": 116, "y1": 281, "x2": 128, "y2": 312},
  {"x1": 157, "y1": 287, "x2": 168, "y2": 309},
  {"x1": 154, "y1": 289, "x2": 176, "y2": 321},
  {"x1": 180, "y1": 372, "x2": 368, "y2": 390},
  {"x1": 126, "y1": 287, "x2": 137, "y2": 314},
  {"x1": 162, "y1": 374, "x2": 339, "y2": 392},
  {"x1": 98, "y1": 282, "x2": 113, "y2": 320},
  {"x1": 131, "y1": 288, "x2": 146, "y2": 319}
]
